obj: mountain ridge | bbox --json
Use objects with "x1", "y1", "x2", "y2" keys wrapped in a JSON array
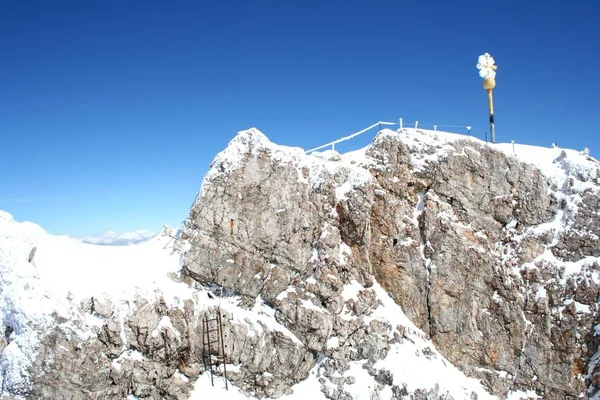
[
  {"x1": 181, "y1": 127, "x2": 600, "y2": 399},
  {"x1": 71, "y1": 229, "x2": 157, "y2": 246},
  {"x1": 1, "y1": 126, "x2": 599, "y2": 399}
]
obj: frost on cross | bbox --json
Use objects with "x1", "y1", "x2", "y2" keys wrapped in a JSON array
[{"x1": 477, "y1": 53, "x2": 497, "y2": 79}]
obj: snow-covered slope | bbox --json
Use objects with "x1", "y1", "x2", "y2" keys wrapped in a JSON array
[
  {"x1": 72, "y1": 230, "x2": 157, "y2": 246},
  {"x1": 0, "y1": 211, "x2": 190, "y2": 395},
  {"x1": 2, "y1": 127, "x2": 599, "y2": 399},
  {"x1": 183, "y1": 127, "x2": 600, "y2": 399},
  {"x1": 0, "y1": 208, "x2": 502, "y2": 399}
]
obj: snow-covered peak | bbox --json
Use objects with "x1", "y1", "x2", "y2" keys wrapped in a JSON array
[
  {"x1": 0, "y1": 211, "x2": 191, "y2": 309},
  {"x1": 375, "y1": 127, "x2": 599, "y2": 192},
  {"x1": 230, "y1": 127, "x2": 272, "y2": 147},
  {"x1": 0, "y1": 211, "x2": 47, "y2": 237},
  {"x1": 200, "y1": 126, "x2": 599, "y2": 213},
  {"x1": 196, "y1": 127, "x2": 364, "y2": 201},
  {"x1": 0, "y1": 210, "x2": 14, "y2": 221}
]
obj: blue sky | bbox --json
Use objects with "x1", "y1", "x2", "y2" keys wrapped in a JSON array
[{"x1": 1, "y1": 1, "x2": 598, "y2": 236}]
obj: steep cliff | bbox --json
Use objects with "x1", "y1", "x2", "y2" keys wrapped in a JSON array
[
  {"x1": 182, "y1": 127, "x2": 600, "y2": 399},
  {"x1": 1, "y1": 127, "x2": 599, "y2": 400}
]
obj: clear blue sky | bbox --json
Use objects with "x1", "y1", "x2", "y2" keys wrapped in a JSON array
[{"x1": 1, "y1": 1, "x2": 598, "y2": 236}]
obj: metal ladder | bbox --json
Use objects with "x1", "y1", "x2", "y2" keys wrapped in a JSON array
[{"x1": 202, "y1": 308, "x2": 229, "y2": 389}]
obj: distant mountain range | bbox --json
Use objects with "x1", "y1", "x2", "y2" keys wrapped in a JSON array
[{"x1": 72, "y1": 230, "x2": 157, "y2": 246}]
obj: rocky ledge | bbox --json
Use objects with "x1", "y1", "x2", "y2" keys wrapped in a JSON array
[{"x1": 1, "y1": 127, "x2": 599, "y2": 399}]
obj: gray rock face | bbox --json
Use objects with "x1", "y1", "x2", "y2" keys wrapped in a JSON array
[
  {"x1": 2, "y1": 127, "x2": 599, "y2": 399},
  {"x1": 181, "y1": 128, "x2": 600, "y2": 399},
  {"x1": 17, "y1": 294, "x2": 314, "y2": 399}
]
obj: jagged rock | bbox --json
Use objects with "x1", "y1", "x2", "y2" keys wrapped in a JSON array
[
  {"x1": 2, "y1": 127, "x2": 599, "y2": 399},
  {"x1": 27, "y1": 247, "x2": 36, "y2": 263},
  {"x1": 180, "y1": 128, "x2": 600, "y2": 399}
]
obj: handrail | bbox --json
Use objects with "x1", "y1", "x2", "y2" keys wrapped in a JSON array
[{"x1": 305, "y1": 121, "x2": 396, "y2": 153}]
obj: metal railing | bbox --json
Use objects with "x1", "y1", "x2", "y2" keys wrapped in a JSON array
[
  {"x1": 305, "y1": 121, "x2": 396, "y2": 153},
  {"x1": 305, "y1": 119, "x2": 483, "y2": 154}
]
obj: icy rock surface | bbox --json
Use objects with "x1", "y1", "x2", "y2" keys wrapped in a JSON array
[
  {"x1": 183, "y1": 128, "x2": 600, "y2": 399},
  {"x1": 1, "y1": 127, "x2": 600, "y2": 399}
]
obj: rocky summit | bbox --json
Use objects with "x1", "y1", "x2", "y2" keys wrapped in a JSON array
[{"x1": 1, "y1": 127, "x2": 600, "y2": 400}]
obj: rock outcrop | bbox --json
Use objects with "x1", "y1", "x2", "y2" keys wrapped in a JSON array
[
  {"x1": 1, "y1": 127, "x2": 599, "y2": 399},
  {"x1": 182, "y1": 128, "x2": 600, "y2": 399}
]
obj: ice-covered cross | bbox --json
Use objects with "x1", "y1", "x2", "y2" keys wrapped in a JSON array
[{"x1": 477, "y1": 53, "x2": 497, "y2": 79}]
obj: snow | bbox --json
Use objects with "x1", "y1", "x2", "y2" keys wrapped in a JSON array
[
  {"x1": 331, "y1": 279, "x2": 497, "y2": 398},
  {"x1": 151, "y1": 316, "x2": 181, "y2": 339},
  {"x1": 371, "y1": 128, "x2": 599, "y2": 268},
  {"x1": 342, "y1": 361, "x2": 382, "y2": 399},
  {"x1": 276, "y1": 286, "x2": 297, "y2": 301},
  {"x1": 0, "y1": 213, "x2": 196, "y2": 393},
  {"x1": 534, "y1": 286, "x2": 547, "y2": 301},
  {"x1": 195, "y1": 127, "x2": 375, "y2": 208},
  {"x1": 186, "y1": 129, "x2": 597, "y2": 398},
  {"x1": 340, "y1": 280, "x2": 364, "y2": 301},
  {"x1": 376, "y1": 129, "x2": 458, "y2": 172},
  {"x1": 3, "y1": 126, "x2": 598, "y2": 398},
  {"x1": 564, "y1": 299, "x2": 592, "y2": 314},
  {"x1": 240, "y1": 296, "x2": 303, "y2": 345},
  {"x1": 476, "y1": 367, "x2": 509, "y2": 379},
  {"x1": 300, "y1": 299, "x2": 327, "y2": 313},
  {"x1": 0, "y1": 210, "x2": 14, "y2": 220},
  {"x1": 563, "y1": 256, "x2": 600, "y2": 280},
  {"x1": 326, "y1": 336, "x2": 339, "y2": 348},
  {"x1": 32, "y1": 229, "x2": 193, "y2": 306},
  {"x1": 194, "y1": 127, "x2": 599, "y2": 265},
  {"x1": 477, "y1": 53, "x2": 497, "y2": 79},
  {"x1": 369, "y1": 281, "x2": 421, "y2": 332},
  {"x1": 278, "y1": 358, "x2": 328, "y2": 399},
  {"x1": 339, "y1": 243, "x2": 352, "y2": 266},
  {"x1": 196, "y1": 128, "x2": 305, "y2": 200},
  {"x1": 506, "y1": 389, "x2": 541, "y2": 399},
  {"x1": 372, "y1": 128, "x2": 599, "y2": 205},
  {"x1": 72, "y1": 229, "x2": 157, "y2": 246},
  {"x1": 112, "y1": 349, "x2": 145, "y2": 372},
  {"x1": 0, "y1": 210, "x2": 312, "y2": 394},
  {"x1": 188, "y1": 356, "x2": 329, "y2": 400},
  {"x1": 375, "y1": 342, "x2": 497, "y2": 399},
  {"x1": 189, "y1": 373, "x2": 249, "y2": 399},
  {"x1": 0, "y1": 217, "x2": 235, "y2": 377}
]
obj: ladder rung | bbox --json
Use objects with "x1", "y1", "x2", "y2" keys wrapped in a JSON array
[{"x1": 201, "y1": 307, "x2": 229, "y2": 391}]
